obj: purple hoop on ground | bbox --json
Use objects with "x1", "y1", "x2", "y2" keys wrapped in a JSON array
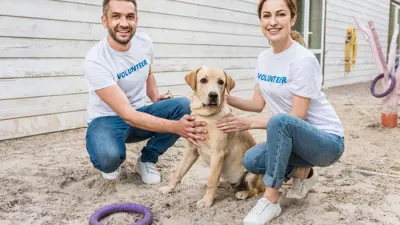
[
  {"x1": 89, "y1": 203, "x2": 153, "y2": 225},
  {"x1": 370, "y1": 73, "x2": 396, "y2": 98}
]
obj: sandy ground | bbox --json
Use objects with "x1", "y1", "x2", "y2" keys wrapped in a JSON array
[{"x1": 1, "y1": 81, "x2": 400, "y2": 225}]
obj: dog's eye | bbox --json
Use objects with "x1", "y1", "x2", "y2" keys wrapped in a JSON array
[
  {"x1": 200, "y1": 78, "x2": 208, "y2": 84},
  {"x1": 218, "y1": 80, "x2": 224, "y2": 85}
]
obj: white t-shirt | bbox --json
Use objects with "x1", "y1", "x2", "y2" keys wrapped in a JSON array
[
  {"x1": 255, "y1": 41, "x2": 344, "y2": 137},
  {"x1": 83, "y1": 32, "x2": 154, "y2": 123}
]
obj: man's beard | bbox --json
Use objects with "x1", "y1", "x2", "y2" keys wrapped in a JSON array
[{"x1": 108, "y1": 26, "x2": 136, "y2": 45}]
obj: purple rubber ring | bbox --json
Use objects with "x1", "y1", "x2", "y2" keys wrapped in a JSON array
[
  {"x1": 89, "y1": 203, "x2": 153, "y2": 225},
  {"x1": 370, "y1": 73, "x2": 396, "y2": 98}
]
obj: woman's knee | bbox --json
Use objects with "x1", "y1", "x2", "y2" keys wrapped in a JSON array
[
  {"x1": 242, "y1": 147, "x2": 266, "y2": 174},
  {"x1": 267, "y1": 113, "x2": 292, "y2": 130}
]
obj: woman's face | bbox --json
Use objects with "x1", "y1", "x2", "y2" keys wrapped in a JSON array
[{"x1": 260, "y1": 0, "x2": 296, "y2": 44}]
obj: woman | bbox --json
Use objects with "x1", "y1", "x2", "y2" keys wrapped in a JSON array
[{"x1": 217, "y1": 0, "x2": 345, "y2": 224}]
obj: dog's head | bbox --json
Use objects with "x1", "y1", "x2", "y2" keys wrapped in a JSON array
[{"x1": 185, "y1": 66, "x2": 235, "y2": 113}]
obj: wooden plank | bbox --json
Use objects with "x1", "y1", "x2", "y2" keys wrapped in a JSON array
[
  {"x1": 0, "y1": 58, "x2": 83, "y2": 78},
  {"x1": 326, "y1": 27, "x2": 387, "y2": 40},
  {"x1": 138, "y1": 12, "x2": 261, "y2": 36},
  {"x1": 0, "y1": 0, "x2": 259, "y2": 26},
  {"x1": 0, "y1": 77, "x2": 88, "y2": 100},
  {"x1": 0, "y1": 37, "x2": 96, "y2": 58},
  {"x1": 154, "y1": 69, "x2": 256, "y2": 86},
  {"x1": 324, "y1": 69, "x2": 377, "y2": 81},
  {"x1": 323, "y1": 73, "x2": 375, "y2": 88},
  {"x1": 0, "y1": 70, "x2": 256, "y2": 100},
  {"x1": 327, "y1": 0, "x2": 389, "y2": 22},
  {"x1": 158, "y1": 78, "x2": 256, "y2": 97},
  {"x1": 325, "y1": 51, "x2": 376, "y2": 59},
  {"x1": 239, "y1": 0, "x2": 258, "y2": 4},
  {"x1": 151, "y1": 57, "x2": 257, "y2": 73},
  {"x1": 324, "y1": 64, "x2": 378, "y2": 73},
  {"x1": 0, "y1": 57, "x2": 257, "y2": 78},
  {"x1": 0, "y1": 37, "x2": 265, "y2": 58},
  {"x1": 324, "y1": 58, "x2": 376, "y2": 66},
  {"x1": 0, "y1": 110, "x2": 87, "y2": 141},
  {"x1": 325, "y1": 18, "x2": 387, "y2": 35},
  {"x1": 0, "y1": 16, "x2": 267, "y2": 47},
  {"x1": 171, "y1": 0, "x2": 257, "y2": 14},
  {"x1": 0, "y1": 93, "x2": 88, "y2": 120},
  {"x1": 65, "y1": 0, "x2": 259, "y2": 14}
]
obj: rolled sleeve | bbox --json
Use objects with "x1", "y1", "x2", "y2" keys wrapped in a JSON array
[
  {"x1": 83, "y1": 60, "x2": 116, "y2": 92},
  {"x1": 289, "y1": 57, "x2": 322, "y2": 99}
]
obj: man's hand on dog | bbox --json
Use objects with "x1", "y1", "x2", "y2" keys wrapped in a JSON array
[
  {"x1": 174, "y1": 115, "x2": 207, "y2": 147},
  {"x1": 217, "y1": 116, "x2": 251, "y2": 133}
]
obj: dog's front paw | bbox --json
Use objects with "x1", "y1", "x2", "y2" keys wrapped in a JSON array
[
  {"x1": 159, "y1": 185, "x2": 174, "y2": 194},
  {"x1": 196, "y1": 198, "x2": 213, "y2": 208},
  {"x1": 235, "y1": 191, "x2": 249, "y2": 200}
]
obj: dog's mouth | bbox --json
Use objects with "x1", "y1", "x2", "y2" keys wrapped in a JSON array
[{"x1": 202, "y1": 102, "x2": 219, "y2": 108}]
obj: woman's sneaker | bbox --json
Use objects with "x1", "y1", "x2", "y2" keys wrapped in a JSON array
[
  {"x1": 285, "y1": 169, "x2": 318, "y2": 199},
  {"x1": 101, "y1": 166, "x2": 121, "y2": 180},
  {"x1": 243, "y1": 197, "x2": 282, "y2": 225}
]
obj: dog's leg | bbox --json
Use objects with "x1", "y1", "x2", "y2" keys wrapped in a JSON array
[
  {"x1": 159, "y1": 146, "x2": 199, "y2": 194},
  {"x1": 196, "y1": 152, "x2": 225, "y2": 208}
]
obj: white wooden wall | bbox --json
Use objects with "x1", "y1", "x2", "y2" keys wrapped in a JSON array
[
  {"x1": 323, "y1": 0, "x2": 391, "y2": 87},
  {"x1": 0, "y1": 0, "x2": 265, "y2": 141}
]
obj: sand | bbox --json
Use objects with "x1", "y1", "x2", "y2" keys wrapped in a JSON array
[{"x1": 1, "y1": 81, "x2": 400, "y2": 225}]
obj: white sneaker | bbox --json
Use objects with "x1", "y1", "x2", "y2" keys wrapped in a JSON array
[
  {"x1": 135, "y1": 158, "x2": 161, "y2": 184},
  {"x1": 285, "y1": 169, "x2": 318, "y2": 199},
  {"x1": 101, "y1": 166, "x2": 121, "y2": 180},
  {"x1": 243, "y1": 197, "x2": 282, "y2": 225}
]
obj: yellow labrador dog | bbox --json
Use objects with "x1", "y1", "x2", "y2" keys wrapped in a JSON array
[{"x1": 159, "y1": 66, "x2": 265, "y2": 208}]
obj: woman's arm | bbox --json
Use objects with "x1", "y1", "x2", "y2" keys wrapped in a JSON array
[
  {"x1": 227, "y1": 84, "x2": 266, "y2": 112},
  {"x1": 219, "y1": 94, "x2": 311, "y2": 132},
  {"x1": 289, "y1": 94, "x2": 311, "y2": 120}
]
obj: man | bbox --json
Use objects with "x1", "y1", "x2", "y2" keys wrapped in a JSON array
[{"x1": 83, "y1": 0, "x2": 206, "y2": 185}]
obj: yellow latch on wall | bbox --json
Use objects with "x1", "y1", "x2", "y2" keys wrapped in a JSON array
[{"x1": 345, "y1": 26, "x2": 358, "y2": 72}]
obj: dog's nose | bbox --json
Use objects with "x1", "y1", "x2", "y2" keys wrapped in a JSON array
[{"x1": 208, "y1": 92, "x2": 218, "y2": 99}]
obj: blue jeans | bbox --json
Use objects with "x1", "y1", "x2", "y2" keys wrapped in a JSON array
[
  {"x1": 85, "y1": 98, "x2": 191, "y2": 173},
  {"x1": 242, "y1": 113, "x2": 344, "y2": 189}
]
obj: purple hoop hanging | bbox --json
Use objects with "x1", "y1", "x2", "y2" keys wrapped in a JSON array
[
  {"x1": 89, "y1": 203, "x2": 153, "y2": 225},
  {"x1": 370, "y1": 73, "x2": 396, "y2": 98}
]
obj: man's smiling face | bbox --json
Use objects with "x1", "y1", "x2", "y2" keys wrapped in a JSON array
[{"x1": 102, "y1": 0, "x2": 138, "y2": 45}]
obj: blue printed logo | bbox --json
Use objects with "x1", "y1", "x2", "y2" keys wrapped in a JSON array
[
  {"x1": 257, "y1": 73, "x2": 287, "y2": 84},
  {"x1": 117, "y1": 59, "x2": 148, "y2": 80}
]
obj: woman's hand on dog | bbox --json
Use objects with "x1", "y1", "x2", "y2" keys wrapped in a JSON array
[
  {"x1": 217, "y1": 116, "x2": 251, "y2": 133},
  {"x1": 174, "y1": 115, "x2": 207, "y2": 147}
]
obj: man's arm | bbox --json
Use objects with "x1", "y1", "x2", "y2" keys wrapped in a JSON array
[
  {"x1": 146, "y1": 66, "x2": 160, "y2": 102},
  {"x1": 96, "y1": 84, "x2": 172, "y2": 132},
  {"x1": 95, "y1": 84, "x2": 206, "y2": 146}
]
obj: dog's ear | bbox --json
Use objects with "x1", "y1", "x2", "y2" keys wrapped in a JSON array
[
  {"x1": 185, "y1": 67, "x2": 201, "y2": 91},
  {"x1": 224, "y1": 71, "x2": 235, "y2": 94}
]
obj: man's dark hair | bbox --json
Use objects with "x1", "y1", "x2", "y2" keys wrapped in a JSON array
[{"x1": 103, "y1": 0, "x2": 137, "y2": 15}]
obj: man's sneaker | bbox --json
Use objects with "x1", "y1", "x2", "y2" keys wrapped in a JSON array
[
  {"x1": 243, "y1": 197, "x2": 282, "y2": 225},
  {"x1": 135, "y1": 158, "x2": 161, "y2": 184},
  {"x1": 101, "y1": 166, "x2": 121, "y2": 180},
  {"x1": 285, "y1": 169, "x2": 318, "y2": 199}
]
